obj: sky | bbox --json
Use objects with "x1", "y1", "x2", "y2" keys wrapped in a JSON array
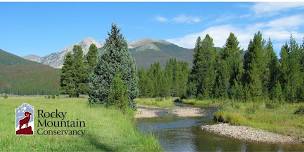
[{"x1": 0, "y1": 2, "x2": 304, "y2": 56}]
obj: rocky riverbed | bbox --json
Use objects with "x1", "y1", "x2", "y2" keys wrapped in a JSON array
[
  {"x1": 135, "y1": 105, "x2": 206, "y2": 118},
  {"x1": 202, "y1": 123, "x2": 301, "y2": 144}
]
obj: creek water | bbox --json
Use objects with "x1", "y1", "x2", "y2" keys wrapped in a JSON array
[{"x1": 136, "y1": 107, "x2": 304, "y2": 152}]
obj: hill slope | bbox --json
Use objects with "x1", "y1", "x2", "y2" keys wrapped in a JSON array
[{"x1": 0, "y1": 49, "x2": 60, "y2": 95}]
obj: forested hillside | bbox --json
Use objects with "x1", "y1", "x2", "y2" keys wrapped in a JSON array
[{"x1": 0, "y1": 49, "x2": 60, "y2": 95}]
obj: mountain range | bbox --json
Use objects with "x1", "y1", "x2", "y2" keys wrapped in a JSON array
[{"x1": 24, "y1": 38, "x2": 193, "y2": 69}]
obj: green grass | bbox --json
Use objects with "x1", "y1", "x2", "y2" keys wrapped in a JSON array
[
  {"x1": 189, "y1": 99, "x2": 304, "y2": 140},
  {"x1": 0, "y1": 97, "x2": 161, "y2": 152},
  {"x1": 135, "y1": 97, "x2": 176, "y2": 108}
]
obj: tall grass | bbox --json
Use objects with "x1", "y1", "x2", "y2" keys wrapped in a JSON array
[{"x1": 0, "y1": 97, "x2": 161, "y2": 152}]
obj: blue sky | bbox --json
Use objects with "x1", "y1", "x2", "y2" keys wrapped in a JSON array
[{"x1": 1, "y1": 2, "x2": 304, "y2": 56}]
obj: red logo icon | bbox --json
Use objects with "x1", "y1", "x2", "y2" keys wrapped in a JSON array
[{"x1": 16, "y1": 103, "x2": 34, "y2": 135}]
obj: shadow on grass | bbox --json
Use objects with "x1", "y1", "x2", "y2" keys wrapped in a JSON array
[{"x1": 84, "y1": 133, "x2": 114, "y2": 152}]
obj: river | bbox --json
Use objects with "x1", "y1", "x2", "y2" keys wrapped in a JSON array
[{"x1": 136, "y1": 107, "x2": 304, "y2": 152}]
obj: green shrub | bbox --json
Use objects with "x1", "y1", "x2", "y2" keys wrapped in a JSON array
[
  {"x1": 3, "y1": 94, "x2": 8, "y2": 99},
  {"x1": 294, "y1": 106, "x2": 304, "y2": 115}
]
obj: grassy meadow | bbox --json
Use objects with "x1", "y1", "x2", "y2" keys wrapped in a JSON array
[{"x1": 0, "y1": 97, "x2": 161, "y2": 152}]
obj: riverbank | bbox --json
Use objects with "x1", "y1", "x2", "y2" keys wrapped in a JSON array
[
  {"x1": 135, "y1": 105, "x2": 206, "y2": 118},
  {"x1": 187, "y1": 99, "x2": 304, "y2": 144},
  {"x1": 0, "y1": 97, "x2": 161, "y2": 152},
  {"x1": 202, "y1": 123, "x2": 300, "y2": 144}
]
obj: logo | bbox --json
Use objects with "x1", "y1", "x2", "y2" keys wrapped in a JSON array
[{"x1": 16, "y1": 103, "x2": 34, "y2": 135}]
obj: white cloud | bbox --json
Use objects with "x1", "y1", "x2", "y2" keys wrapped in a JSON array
[
  {"x1": 155, "y1": 16, "x2": 168, "y2": 23},
  {"x1": 155, "y1": 15, "x2": 201, "y2": 24},
  {"x1": 167, "y1": 15, "x2": 304, "y2": 50},
  {"x1": 172, "y1": 15, "x2": 201, "y2": 24},
  {"x1": 252, "y1": 3, "x2": 304, "y2": 16},
  {"x1": 265, "y1": 14, "x2": 304, "y2": 30}
]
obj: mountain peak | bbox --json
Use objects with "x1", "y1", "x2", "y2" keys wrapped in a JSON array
[
  {"x1": 129, "y1": 38, "x2": 171, "y2": 48},
  {"x1": 79, "y1": 37, "x2": 103, "y2": 48}
]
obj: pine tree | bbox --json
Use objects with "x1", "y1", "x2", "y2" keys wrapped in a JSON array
[
  {"x1": 148, "y1": 62, "x2": 170, "y2": 97},
  {"x1": 60, "y1": 52, "x2": 76, "y2": 97},
  {"x1": 280, "y1": 36, "x2": 303, "y2": 101},
  {"x1": 138, "y1": 69, "x2": 154, "y2": 97},
  {"x1": 72, "y1": 45, "x2": 87, "y2": 97},
  {"x1": 187, "y1": 35, "x2": 216, "y2": 98},
  {"x1": 243, "y1": 32, "x2": 265, "y2": 100},
  {"x1": 187, "y1": 37, "x2": 201, "y2": 97},
  {"x1": 264, "y1": 39, "x2": 280, "y2": 99},
  {"x1": 213, "y1": 52, "x2": 228, "y2": 98},
  {"x1": 220, "y1": 33, "x2": 243, "y2": 99},
  {"x1": 86, "y1": 44, "x2": 98, "y2": 73},
  {"x1": 89, "y1": 24, "x2": 138, "y2": 108},
  {"x1": 107, "y1": 73, "x2": 129, "y2": 112}
]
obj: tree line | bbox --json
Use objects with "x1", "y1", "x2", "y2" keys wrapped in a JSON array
[
  {"x1": 188, "y1": 32, "x2": 304, "y2": 102},
  {"x1": 61, "y1": 25, "x2": 304, "y2": 104},
  {"x1": 138, "y1": 58, "x2": 189, "y2": 98},
  {"x1": 138, "y1": 32, "x2": 304, "y2": 102}
]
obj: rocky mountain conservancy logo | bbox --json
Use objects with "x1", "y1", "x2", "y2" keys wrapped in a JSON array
[{"x1": 15, "y1": 103, "x2": 34, "y2": 135}]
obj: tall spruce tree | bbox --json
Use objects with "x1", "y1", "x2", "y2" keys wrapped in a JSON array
[
  {"x1": 88, "y1": 24, "x2": 138, "y2": 108},
  {"x1": 72, "y1": 45, "x2": 87, "y2": 97},
  {"x1": 187, "y1": 35, "x2": 216, "y2": 98},
  {"x1": 86, "y1": 44, "x2": 98, "y2": 73},
  {"x1": 243, "y1": 32, "x2": 265, "y2": 100},
  {"x1": 187, "y1": 37, "x2": 201, "y2": 97},
  {"x1": 264, "y1": 39, "x2": 280, "y2": 99},
  {"x1": 60, "y1": 52, "x2": 76, "y2": 97},
  {"x1": 220, "y1": 33, "x2": 243, "y2": 99}
]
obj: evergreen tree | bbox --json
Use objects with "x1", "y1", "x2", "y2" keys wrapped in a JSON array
[
  {"x1": 243, "y1": 32, "x2": 265, "y2": 100},
  {"x1": 165, "y1": 58, "x2": 189, "y2": 97},
  {"x1": 213, "y1": 54, "x2": 228, "y2": 98},
  {"x1": 86, "y1": 44, "x2": 98, "y2": 73},
  {"x1": 148, "y1": 62, "x2": 170, "y2": 97},
  {"x1": 175, "y1": 61, "x2": 189, "y2": 98},
  {"x1": 60, "y1": 52, "x2": 76, "y2": 97},
  {"x1": 72, "y1": 45, "x2": 87, "y2": 97},
  {"x1": 220, "y1": 33, "x2": 243, "y2": 99},
  {"x1": 89, "y1": 24, "x2": 138, "y2": 108},
  {"x1": 107, "y1": 73, "x2": 129, "y2": 112},
  {"x1": 280, "y1": 36, "x2": 303, "y2": 101},
  {"x1": 264, "y1": 39, "x2": 280, "y2": 99},
  {"x1": 138, "y1": 69, "x2": 154, "y2": 97},
  {"x1": 187, "y1": 37, "x2": 201, "y2": 97},
  {"x1": 187, "y1": 35, "x2": 216, "y2": 98}
]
